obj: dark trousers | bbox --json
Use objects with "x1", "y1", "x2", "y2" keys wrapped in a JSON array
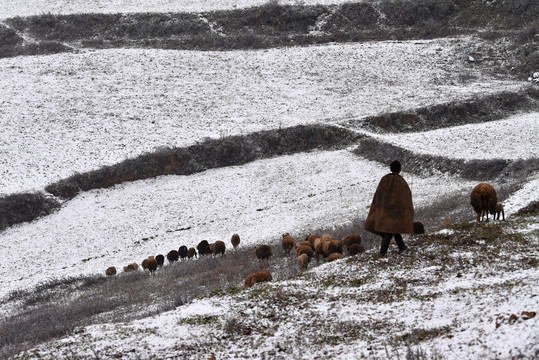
[{"x1": 380, "y1": 233, "x2": 406, "y2": 254}]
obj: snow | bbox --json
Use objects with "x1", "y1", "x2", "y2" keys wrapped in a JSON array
[
  {"x1": 373, "y1": 112, "x2": 539, "y2": 160},
  {"x1": 3, "y1": 0, "x2": 372, "y2": 20},
  {"x1": 0, "y1": 41, "x2": 524, "y2": 195}
]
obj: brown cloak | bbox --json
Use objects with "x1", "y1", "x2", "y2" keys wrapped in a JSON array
[{"x1": 364, "y1": 173, "x2": 414, "y2": 235}]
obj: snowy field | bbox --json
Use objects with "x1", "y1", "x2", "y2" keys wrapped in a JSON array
[
  {"x1": 372, "y1": 112, "x2": 539, "y2": 160},
  {"x1": 2, "y1": 0, "x2": 366, "y2": 20},
  {"x1": 0, "y1": 40, "x2": 524, "y2": 195}
]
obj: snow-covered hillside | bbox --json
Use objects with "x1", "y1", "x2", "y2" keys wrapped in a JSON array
[{"x1": 0, "y1": 40, "x2": 524, "y2": 195}]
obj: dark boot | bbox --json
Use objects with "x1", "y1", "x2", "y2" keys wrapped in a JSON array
[
  {"x1": 394, "y1": 234, "x2": 407, "y2": 252},
  {"x1": 380, "y1": 233, "x2": 392, "y2": 255}
]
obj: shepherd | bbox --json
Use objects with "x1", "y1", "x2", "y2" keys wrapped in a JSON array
[{"x1": 364, "y1": 160, "x2": 414, "y2": 255}]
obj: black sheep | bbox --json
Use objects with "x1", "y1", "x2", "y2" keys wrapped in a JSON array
[
  {"x1": 167, "y1": 250, "x2": 179, "y2": 263},
  {"x1": 197, "y1": 240, "x2": 212, "y2": 256},
  {"x1": 178, "y1": 245, "x2": 188, "y2": 260},
  {"x1": 155, "y1": 254, "x2": 165, "y2": 267}
]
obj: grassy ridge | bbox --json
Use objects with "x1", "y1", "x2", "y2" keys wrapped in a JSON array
[{"x1": 44, "y1": 124, "x2": 362, "y2": 199}]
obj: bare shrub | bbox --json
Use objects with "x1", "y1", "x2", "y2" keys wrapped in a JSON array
[{"x1": 0, "y1": 192, "x2": 60, "y2": 230}]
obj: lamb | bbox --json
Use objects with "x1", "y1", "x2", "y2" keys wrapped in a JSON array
[
  {"x1": 294, "y1": 240, "x2": 312, "y2": 255},
  {"x1": 155, "y1": 254, "x2": 165, "y2": 267},
  {"x1": 297, "y1": 253, "x2": 310, "y2": 269},
  {"x1": 213, "y1": 240, "x2": 226, "y2": 256},
  {"x1": 244, "y1": 270, "x2": 272, "y2": 287},
  {"x1": 341, "y1": 233, "x2": 361, "y2": 249},
  {"x1": 141, "y1": 257, "x2": 158, "y2": 273},
  {"x1": 255, "y1": 244, "x2": 272, "y2": 260},
  {"x1": 470, "y1": 183, "x2": 497, "y2": 222},
  {"x1": 495, "y1": 202, "x2": 505, "y2": 221},
  {"x1": 327, "y1": 253, "x2": 344, "y2": 262},
  {"x1": 167, "y1": 250, "x2": 180, "y2": 263},
  {"x1": 105, "y1": 266, "x2": 116, "y2": 276},
  {"x1": 231, "y1": 234, "x2": 241, "y2": 250},
  {"x1": 178, "y1": 245, "x2": 188, "y2": 260},
  {"x1": 282, "y1": 233, "x2": 295, "y2": 255},
  {"x1": 123, "y1": 262, "x2": 138, "y2": 272},
  {"x1": 348, "y1": 243, "x2": 365, "y2": 256},
  {"x1": 413, "y1": 221, "x2": 425, "y2": 234},
  {"x1": 197, "y1": 240, "x2": 212, "y2": 256},
  {"x1": 188, "y1": 247, "x2": 197, "y2": 259}
]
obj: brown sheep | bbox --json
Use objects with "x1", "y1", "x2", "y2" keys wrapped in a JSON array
[
  {"x1": 297, "y1": 253, "x2": 310, "y2": 269},
  {"x1": 255, "y1": 244, "x2": 272, "y2": 260},
  {"x1": 295, "y1": 240, "x2": 312, "y2": 250},
  {"x1": 123, "y1": 263, "x2": 138, "y2": 272},
  {"x1": 213, "y1": 240, "x2": 226, "y2": 256},
  {"x1": 105, "y1": 266, "x2": 116, "y2": 276},
  {"x1": 141, "y1": 257, "x2": 158, "y2": 273},
  {"x1": 244, "y1": 270, "x2": 272, "y2": 287},
  {"x1": 167, "y1": 250, "x2": 179, "y2": 263},
  {"x1": 178, "y1": 245, "x2": 188, "y2": 260},
  {"x1": 282, "y1": 233, "x2": 294, "y2": 255},
  {"x1": 495, "y1": 202, "x2": 505, "y2": 221},
  {"x1": 155, "y1": 254, "x2": 165, "y2": 267},
  {"x1": 349, "y1": 243, "x2": 365, "y2": 256},
  {"x1": 341, "y1": 233, "x2": 361, "y2": 249},
  {"x1": 413, "y1": 221, "x2": 425, "y2": 234},
  {"x1": 188, "y1": 247, "x2": 197, "y2": 259},
  {"x1": 314, "y1": 237, "x2": 325, "y2": 260},
  {"x1": 327, "y1": 253, "x2": 344, "y2": 262},
  {"x1": 209, "y1": 242, "x2": 216, "y2": 253},
  {"x1": 470, "y1": 183, "x2": 497, "y2": 222},
  {"x1": 304, "y1": 233, "x2": 321, "y2": 246},
  {"x1": 295, "y1": 244, "x2": 314, "y2": 259},
  {"x1": 231, "y1": 234, "x2": 241, "y2": 249},
  {"x1": 322, "y1": 240, "x2": 340, "y2": 257}
]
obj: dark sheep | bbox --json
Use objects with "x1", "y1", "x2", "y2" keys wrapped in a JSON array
[
  {"x1": 156, "y1": 254, "x2": 165, "y2": 267},
  {"x1": 197, "y1": 240, "x2": 212, "y2": 256},
  {"x1": 470, "y1": 183, "x2": 497, "y2": 222},
  {"x1": 105, "y1": 266, "x2": 116, "y2": 276},
  {"x1": 341, "y1": 233, "x2": 361, "y2": 249},
  {"x1": 244, "y1": 270, "x2": 272, "y2": 287},
  {"x1": 231, "y1": 234, "x2": 240, "y2": 249},
  {"x1": 141, "y1": 257, "x2": 158, "y2": 273},
  {"x1": 348, "y1": 243, "x2": 365, "y2": 256},
  {"x1": 413, "y1": 221, "x2": 425, "y2": 234},
  {"x1": 255, "y1": 244, "x2": 272, "y2": 260},
  {"x1": 213, "y1": 240, "x2": 226, "y2": 256},
  {"x1": 188, "y1": 247, "x2": 197, "y2": 259},
  {"x1": 167, "y1": 250, "x2": 180, "y2": 263},
  {"x1": 178, "y1": 245, "x2": 188, "y2": 260}
]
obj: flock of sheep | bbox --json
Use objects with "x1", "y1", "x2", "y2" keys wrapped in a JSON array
[
  {"x1": 104, "y1": 237, "x2": 238, "y2": 277},
  {"x1": 103, "y1": 230, "x2": 370, "y2": 288},
  {"x1": 103, "y1": 182, "x2": 505, "y2": 288}
]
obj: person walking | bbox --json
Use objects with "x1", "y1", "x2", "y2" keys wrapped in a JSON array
[{"x1": 364, "y1": 160, "x2": 414, "y2": 255}]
